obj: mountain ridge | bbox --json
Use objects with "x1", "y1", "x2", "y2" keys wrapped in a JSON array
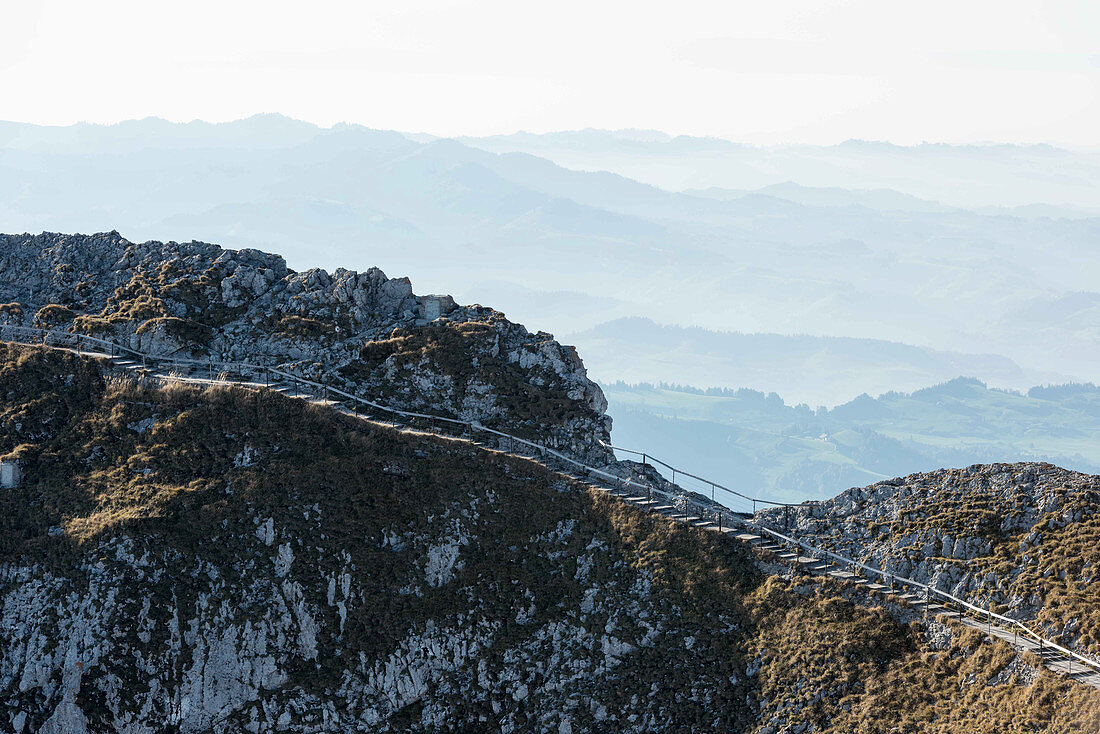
[
  {"x1": 0, "y1": 231, "x2": 613, "y2": 465},
  {"x1": 1, "y1": 342, "x2": 1098, "y2": 732}
]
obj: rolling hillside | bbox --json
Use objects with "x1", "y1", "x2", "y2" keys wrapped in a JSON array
[{"x1": 604, "y1": 378, "x2": 1100, "y2": 504}]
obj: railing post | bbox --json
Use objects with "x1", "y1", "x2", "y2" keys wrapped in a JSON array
[{"x1": 718, "y1": 511, "x2": 723, "y2": 531}]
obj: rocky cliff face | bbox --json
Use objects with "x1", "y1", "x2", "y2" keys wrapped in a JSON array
[
  {"x1": 2, "y1": 346, "x2": 1099, "y2": 733},
  {"x1": 0, "y1": 345, "x2": 758, "y2": 732},
  {"x1": 0, "y1": 231, "x2": 611, "y2": 463},
  {"x1": 760, "y1": 463, "x2": 1100, "y2": 659}
]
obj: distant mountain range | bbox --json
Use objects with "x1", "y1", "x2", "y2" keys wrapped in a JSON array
[
  {"x1": 3, "y1": 114, "x2": 1099, "y2": 386},
  {"x1": 459, "y1": 129, "x2": 1100, "y2": 211},
  {"x1": 567, "y1": 317, "x2": 1074, "y2": 407},
  {"x1": 684, "y1": 182, "x2": 1100, "y2": 219},
  {"x1": 604, "y1": 377, "x2": 1100, "y2": 504}
]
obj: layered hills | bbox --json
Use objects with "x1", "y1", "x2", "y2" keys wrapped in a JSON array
[
  {"x1": 3, "y1": 116, "x2": 1100, "y2": 384},
  {"x1": 602, "y1": 377, "x2": 1100, "y2": 503}
]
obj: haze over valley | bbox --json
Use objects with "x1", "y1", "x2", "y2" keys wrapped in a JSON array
[
  {"x1": 4, "y1": 114, "x2": 1099, "y2": 501},
  {"x1": 3, "y1": 115, "x2": 1098, "y2": 382}
]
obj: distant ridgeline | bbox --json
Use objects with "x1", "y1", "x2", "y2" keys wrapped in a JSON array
[
  {"x1": 0, "y1": 231, "x2": 613, "y2": 464},
  {"x1": 603, "y1": 378, "x2": 1100, "y2": 503}
]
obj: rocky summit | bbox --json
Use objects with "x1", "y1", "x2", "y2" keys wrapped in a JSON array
[
  {"x1": 0, "y1": 233, "x2": 1099, "y2": 733},
  {"x1": 0, "y1": 231, "x2": 611, "y2": 465}
]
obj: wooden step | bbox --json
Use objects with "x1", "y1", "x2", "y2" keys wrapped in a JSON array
[{"x1": 827, "y1": 570, "x2": 857, "y2": 580}]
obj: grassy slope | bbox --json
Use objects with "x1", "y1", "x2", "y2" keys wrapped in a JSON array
[{"x1": 1, "y1": 345, "x2": 1098, "y2": 732}]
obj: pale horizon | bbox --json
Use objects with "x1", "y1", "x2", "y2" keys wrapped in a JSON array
[
  {"x1": 3, "y1": 1, "x2": 1098, "y2": 146},
  {"x1": 5, "y1": 112, "x2": 1100, "y2": 153}
]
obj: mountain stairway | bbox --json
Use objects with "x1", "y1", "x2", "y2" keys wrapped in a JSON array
[{"x1": 2, "y1": 324, "x2": 1098, "y2": 689}]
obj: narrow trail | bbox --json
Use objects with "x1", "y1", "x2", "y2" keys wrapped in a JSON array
[{"x1": 3, "y1": 325, "x2": 1098, "y2": 689}]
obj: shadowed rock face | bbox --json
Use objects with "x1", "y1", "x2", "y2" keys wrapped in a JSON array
[{"x1": 0, "y1": 231, "x2": 612, "y2": 464}]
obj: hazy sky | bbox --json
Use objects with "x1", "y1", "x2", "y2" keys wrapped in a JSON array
[{"x1": 2, "y1": 1, "x2": 1097, "y2": 144}]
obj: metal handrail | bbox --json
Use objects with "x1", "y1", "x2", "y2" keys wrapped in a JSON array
[
  {"x1": 261, "y1": 366, "x2": 689, "y2": 509},
  {"x1": 0, "y1": 325, "x2": 688, "y2": 508},
  {"x1": 605, "y1": 442, "x2": 797, "y2": 508},
  {"x1": 2, "y1": 324, "x2": 1097, "y2": 675}
]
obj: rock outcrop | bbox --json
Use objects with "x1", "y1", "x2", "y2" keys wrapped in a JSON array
[{"x1": 0, "y1": 231, "x2": 611, "y2": 464}]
